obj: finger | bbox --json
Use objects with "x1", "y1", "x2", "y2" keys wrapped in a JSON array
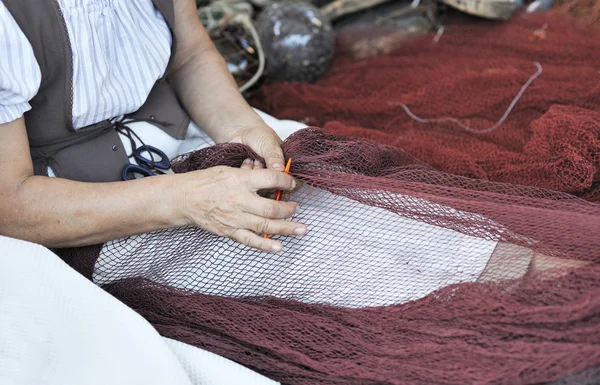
[
  {"x1": 291, "y1": 178, "x2": 305, "y2": 193},
  {"x1": 246, "y1": 195, "x2": 298, "y2": 219},
  {"x1": 229, "y1": 228, "x2": 284, "y2": 253},
  {"x1": 279, "y1": 179, "x2": 305, "y2": 201},
  {"x1": 248, "y1": 169, "x2": 296, "y2": 192},
  {"x1": 245, "y1": 214, "x2": 307, "y2": 238},
  {"x1": 254, "y1": 159, "x2": 265, "y2": 169},
  {"x1": 240, "y1": 158, "x2": 254, "y2": 170},
  {"x1": 261, "y1": 140, "x2": 285, "y2": 171}
]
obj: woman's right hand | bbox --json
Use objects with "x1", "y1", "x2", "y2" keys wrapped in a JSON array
[{"x1": 173, "y1": 160, "x2": 306, "y2": 253}]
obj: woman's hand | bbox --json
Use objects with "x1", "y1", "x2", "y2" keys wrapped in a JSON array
[
  {"x1": 222, "y1": 121, "x2": 286, "y2": 171},
  {"x1": 174, "y1": 161, "x2": 306, "y2": 253},
  {"x1": 168, "y1": 0, "x2": 287, "y2": 172}
]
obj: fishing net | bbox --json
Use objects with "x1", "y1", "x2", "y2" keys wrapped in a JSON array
[
  {"x1": 252, "y1": 8, "x2": 600, "y2": 201},
  {"x1": 60, "y1": 5, "x2": 600, "y2": 385}
]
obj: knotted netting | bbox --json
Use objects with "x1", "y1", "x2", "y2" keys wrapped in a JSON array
[{"x1": 63, "y1": 4, "x2": 600, "y2": 385}]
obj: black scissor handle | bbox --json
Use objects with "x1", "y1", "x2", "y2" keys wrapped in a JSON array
[
  {"x1": 133, "y1": 145, "x2": 171, "y2": 170},
  {"x1": 122, "y1": 164, "x2": 156, "y2": 181}
]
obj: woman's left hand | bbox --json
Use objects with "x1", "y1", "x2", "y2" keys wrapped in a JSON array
[
  {"x1": 224, "y1": 122, "x2": 286, "y2": 171},
  {"x1": 168, "y1": 0, "x2": 286, "y2": 170}
]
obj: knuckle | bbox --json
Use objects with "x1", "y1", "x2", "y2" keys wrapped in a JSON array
[
  {"x1": 242, "y1": 234, "x2": 255, "y2": 247},
  {"x1": 262, "y1": 202, "x2": 277, "y2": 218},
  {"x1": 231, "y1": 229, "x2": 250, "y2": 246},
  {"x1": 256, "y1": 218, "x2": 271, "y2": 234},
  {"x1": 266, "y1": 150, "x2": 281, "y2": 159},
  {"x1": 264, "y1": 171, "x2": 279, "y2": 186}
]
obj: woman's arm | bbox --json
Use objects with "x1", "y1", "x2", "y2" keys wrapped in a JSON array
[
  {"x1": 168, "y1": 0, "x2": 287, "y2": 170},
  {"x1": 0, "y1": 118, "x2": 179, "y2": 247},
  {"x1": 0, "y1": 118, "x2": 303, "y2": 251}
]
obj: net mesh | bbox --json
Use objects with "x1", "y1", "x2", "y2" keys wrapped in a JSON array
[
  {"x1": 70, "y1": 5, "x2": 600, "y2": 385},
  {"x1": 252, "y1": 9, "x2": 600, "y2": 200}
]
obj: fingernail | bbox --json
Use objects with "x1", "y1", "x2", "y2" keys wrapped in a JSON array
[
  {"x1": 254, "y1": 160, "x2": 263, "y2": 167},
  {"x1": 272, "y1": 163, "x2": 284, "y2": 170},
  {"x1": 243, "y1": 158, "x2": 253, "y2": 164},
  {"x1": 272, "y1": 243, "x2": 282, "y2": 252},
  {"x1": 292, "y1": 179, "x2": 297, "y2": 190},
  {"x1": 294, "y1": 227, "x2": 307, "y2": 235}
]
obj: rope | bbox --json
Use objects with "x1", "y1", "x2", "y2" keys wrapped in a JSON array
[{"x1": 398, "y1": 62, "x2": 543, "y2": 134}]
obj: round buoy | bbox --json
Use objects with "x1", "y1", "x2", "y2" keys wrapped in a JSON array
[{"x1": 255, "y1": 3, "x2": 336, "y2": 83}]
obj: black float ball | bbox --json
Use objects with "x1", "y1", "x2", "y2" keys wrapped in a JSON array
[{"x1": 255, "y1": 2, "x2": 336, "y2": 83}]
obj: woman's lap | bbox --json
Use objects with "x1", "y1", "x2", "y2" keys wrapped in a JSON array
[
  {"x1": 95, "y1": 185, "x2": 497, "y2": 308},
  {"x1": 95, "y1": 111, "x2": 496, "y2": 307}
]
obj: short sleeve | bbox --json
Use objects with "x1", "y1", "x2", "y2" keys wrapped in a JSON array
[{"x1": 0, "y1": 1, "x2": 42, "y2": 124}]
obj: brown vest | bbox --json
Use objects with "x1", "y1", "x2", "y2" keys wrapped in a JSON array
[{"x1": 3, "y1": 0, "x2": 190, "y2": 182}]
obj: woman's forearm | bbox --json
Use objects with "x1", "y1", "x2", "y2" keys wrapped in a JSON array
[
  {"x1": 0, "y1": 174, "x2": 184, "y2": 248},
  {"x1": 170, "y1": 50, "x2": 263, "y2": 143},
  {"x1": 0, "y1": 116, "x2": 301, "y2": 252},
  {"x1": 169, "y1": 0, "x2": 264, "y2": 143}
]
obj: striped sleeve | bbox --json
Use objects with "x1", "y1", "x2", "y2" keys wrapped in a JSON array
[{"x1": 0, "y1": 1, "x2": 42, "y2": 124}]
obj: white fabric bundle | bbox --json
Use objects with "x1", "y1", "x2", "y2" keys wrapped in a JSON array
[{"x1": 0, "y1": 236, "x2": 278, "y2": 385}]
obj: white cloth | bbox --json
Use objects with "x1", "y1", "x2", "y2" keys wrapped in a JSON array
[
  {"x1": 0, "y1": 235, "x2": 279, "y2": 385},
  {"x1": 0, "y1": 0, "x2": 172, "y2": 128}
]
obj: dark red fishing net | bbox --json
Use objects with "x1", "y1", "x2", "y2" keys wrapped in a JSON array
[
  {"x1": 84, "y1": 6, "x2": 600, "y2": 385},
  {"x1": 252, "y1": 10, "x2": 600, "y2": 201}
]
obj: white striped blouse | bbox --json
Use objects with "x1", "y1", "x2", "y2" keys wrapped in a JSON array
[{"x1": 0, "y1": 0, "x2": 173, "y2": 129}]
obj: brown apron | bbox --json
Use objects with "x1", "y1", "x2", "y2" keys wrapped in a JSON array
[{"x1": 3, "y1": 0, "x2": 190, "y2": 182}]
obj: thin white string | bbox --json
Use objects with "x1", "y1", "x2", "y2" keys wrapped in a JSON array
[
  {"x1": 397, "y1": 62, "x2": 543, "y2": 134},
  {"x1": 433, "y1": 26, "x2": 445, "y2": 43}
]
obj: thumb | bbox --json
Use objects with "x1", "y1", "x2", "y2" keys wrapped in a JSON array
[{"x1": 260, "y1": 138, "x2": 285, "y2": 171}]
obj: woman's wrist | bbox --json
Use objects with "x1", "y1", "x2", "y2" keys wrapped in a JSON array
[
  {"x1": 155, "y1": 173, "x2": 194, "y2": 229},
  {"x1": 202, "y1": 109, "x2": 266, "y2": 144}
]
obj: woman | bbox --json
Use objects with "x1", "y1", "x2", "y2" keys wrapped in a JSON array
[
  {"x1": 0, "y1": 0, "x2": 307, "y2": 254},
  {"x1": 0, "y1": 0, "x2": 562, "y2": 306}
]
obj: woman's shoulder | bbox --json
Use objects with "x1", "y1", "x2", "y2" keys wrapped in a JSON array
[{"x1": 0, "y1": 1, "x2": 42, "y2": 125}]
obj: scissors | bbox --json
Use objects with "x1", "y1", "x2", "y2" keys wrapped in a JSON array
[{"x1": 121, "y1": 145, "x2": 173, "y2": 181}]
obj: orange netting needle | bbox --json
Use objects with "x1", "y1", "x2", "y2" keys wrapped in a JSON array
[{"x1": 265, "y1": 158, "x2": 293, "y2": 239}]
